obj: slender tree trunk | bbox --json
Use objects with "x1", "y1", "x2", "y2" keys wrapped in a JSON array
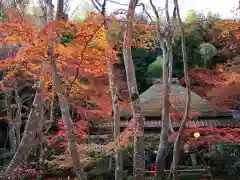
[
  {"x1": 44, "y1": 0, "x2": 54, "y2": 22},
  {"x1": 123, "y1": 1, "x2": 145, "y2": 180},
  {"x1": 90, "y1": 0, "x2": 123, "y2": 179},
  {"x1": 98, "y1": 0, "x2": 123, "y2": 178},
  {"x1": 13, "y1": 80, "x2": 22, "y2": 149},
  {"x1": 168, "y1": 44, "x2": 174, "y2": 133},
  {"x1": 39, "y1": 99, "x2": 45, "y2": 176},
  {"x1": 150, "y1": 0, "x2": 171, "y2": 177},
  {"x1": 56, "y1": 0, "x2": 64, "y2": 19},
  {"x1": 42, "y1": 0, "x2": 55, "y2": 134},
  {"x1": 155, "y1": 42, "x2": 171, "y2": 177},
  {"x1": 195, "y1": 148, "x2": 214, "y2": 180},
  {"x1": 171, "y1": 1, "x2": 191, "y2": 179},
  {"x1": 49, "y1": 46, "x2": 87, "y2": 180},
  {"x1": 108, "y1": 60, "x2": 123, "y2": 180},
  {"x1": 5, "y1": 92, "x2": 17, "y2": 152}
]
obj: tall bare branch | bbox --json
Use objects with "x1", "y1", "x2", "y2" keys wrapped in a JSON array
[
  {"x1": 170, "y1": 0, "x2": 191, "y2": 179},
  {"x1": 149, "y1": 0, "x2": 172, "y2": 177},
  {"x1": 91, "y1": 0, "x2": 123, "y2": 179},
  {"x1": 123, "y1": 0, "x2": 146, "y2": 180}
]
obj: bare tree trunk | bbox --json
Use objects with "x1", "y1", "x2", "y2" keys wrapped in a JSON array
[
  {"x1": 170, "y1": 1, "x2": 191, "y2": 179},
  {"x1": 4, "y1": 79, "x2": 45, "y2": 175},
  {"x1": 56, "y1": 0, "x2": 64, "y2": 19},
  {"x1": 44, "y1": 84, "x2": 57, "y2": 134},
  {"x1": 38, "y1": 100, "x2": 45, "y2": 176},
  {"x1": 101, "y1": 1, "x2": 123, "y2": 179},
  {"x1": 109, "y1": 61, "x2": 123, "y2": 180},
  {"x1": 149, "y1": 0, "x2": 171, "y2": 177},
  {"x1": 42, "y1": 0, "x2": 55, "y2": 135},
  {"x1": 155, "y1": 41, "x2": 171, "y2": 178},
  {"x1": 44, "y1": 0, "x2": 54, "y2": 22},
  {"x1": 5, "y1": 92, "x2": 17, "y2": 152},
  {"x1": 123, "y1": 1, "x2": 145, "y2": 180},
  {"x1": 13, "y1": 80, "x2": 22, "y2": 149},
  {"x1": 49, "y1": 46, "x2": 87, "y2": 180},
  {"x1": 168, "y1": 41, "x2": 174, "y2": 134},
  {"x1": 195, "y1": 149, "x2": 214, "y2": 180},
  {"x1": 90, "y1": 0, "x2": 123, "y2": 179},
  {"x1": 105, "y1": 52, "x2": 122, "y2": 180}
]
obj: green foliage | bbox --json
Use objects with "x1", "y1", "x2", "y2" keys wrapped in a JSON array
[
  {"x1": 207, "y1": 143, "x2": 240, "y2": 178},
  {"x1": 172, "y1": 26, "x2": 222, "y2": 76},
  {"x1": 185, "y1": 10, "x2": 205, "y2": 23},
  {"x1": 117, "y1": 12, "x2": 226, "y2": 90},
  {"x1": 118, "y1": 48, "x2": 161, "y2": 93},
  {"x1": 144, "y1": 133, "x2": 161, "y2": 150},
  {"x1": 147, "y1": 56, "x2": 163, "y2": 79},
  {"x1": 60, "y1": 33, "x2": 74, "y2": 46},
  {"x1": 199, "y1": 43, "x2": 218, "y2": 67},
  {"x1": 0, "y1": 8, "x2": 6, "y2": 20},
  {"x1": 87, "y1": 166, "x2": 109, "y2": 178},
  {"x1": 73, "y1": 14, "x2": 86, "y2": 22},
  {"x1": 172, "y1": 26, "x2": 206, "y2": 77}
]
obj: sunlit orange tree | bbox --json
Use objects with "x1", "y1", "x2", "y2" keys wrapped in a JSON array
[
  {"x1": 0, "y1": 9, "x2": 118, "y2": 116},
  {"x1": 0, "y1": 9, "x2": 124, "y2": 157}
]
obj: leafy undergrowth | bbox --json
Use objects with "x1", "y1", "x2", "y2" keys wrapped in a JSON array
[{"x1": 44, "y1": 142, "x2": 115, "y2": 171}]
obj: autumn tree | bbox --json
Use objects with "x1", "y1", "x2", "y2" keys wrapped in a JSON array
[{"x1": 0, "y1": 5, "x2": 117, "y2": 179}]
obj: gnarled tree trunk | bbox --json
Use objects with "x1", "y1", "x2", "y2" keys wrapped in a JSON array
[
  {"x1": 4, "y1": 76, "x2": 45, "y2": 175},
  {"x1": 123, "y1": 0, "x2": 145, "y2": 180}
]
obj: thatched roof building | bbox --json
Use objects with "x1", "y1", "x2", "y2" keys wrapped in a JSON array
[
  {"x1": 118, "y1": 80, "x2": 240, "y2": 129},
  {"x1": 93, "y1": 79, "x2": 240, "y2": 135},
  {"x1": 120, "y1": 81, "x2": 228, "y2": 118}
]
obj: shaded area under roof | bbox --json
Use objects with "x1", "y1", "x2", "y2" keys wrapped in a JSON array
[
  {"x1": 95, "y1": 118, "x2": 240, "y2": 129},
  {"x1": 120, "y1": 118, "x2": 240, "y2": 128}
]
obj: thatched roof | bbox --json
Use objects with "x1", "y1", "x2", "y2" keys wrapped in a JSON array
[{"x1": 120, "y1": 82, "x2": 231, "y2": 119}]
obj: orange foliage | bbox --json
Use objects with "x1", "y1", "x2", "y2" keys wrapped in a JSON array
[
  {"x1": 209, "y1": 20, "x2": 240, "y2": 46},
  {"x1": 0, "y1": 9, "x2": 118, "y2": 118},
  {"x1": 106, "y1": 16, "x2": 155, "y2": 50}
]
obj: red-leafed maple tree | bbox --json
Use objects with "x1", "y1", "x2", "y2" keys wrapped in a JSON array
[{"x1": 180, "y1": 64, "x2": 240, "y2": 110}]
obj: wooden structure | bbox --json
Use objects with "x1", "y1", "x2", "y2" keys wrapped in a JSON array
[
  {"x1": 93, "y1": 80, "x2": 240, "y2": 135},
  {"x1": 119, "y1": 80, "x2": 240, "y2": 129}
]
